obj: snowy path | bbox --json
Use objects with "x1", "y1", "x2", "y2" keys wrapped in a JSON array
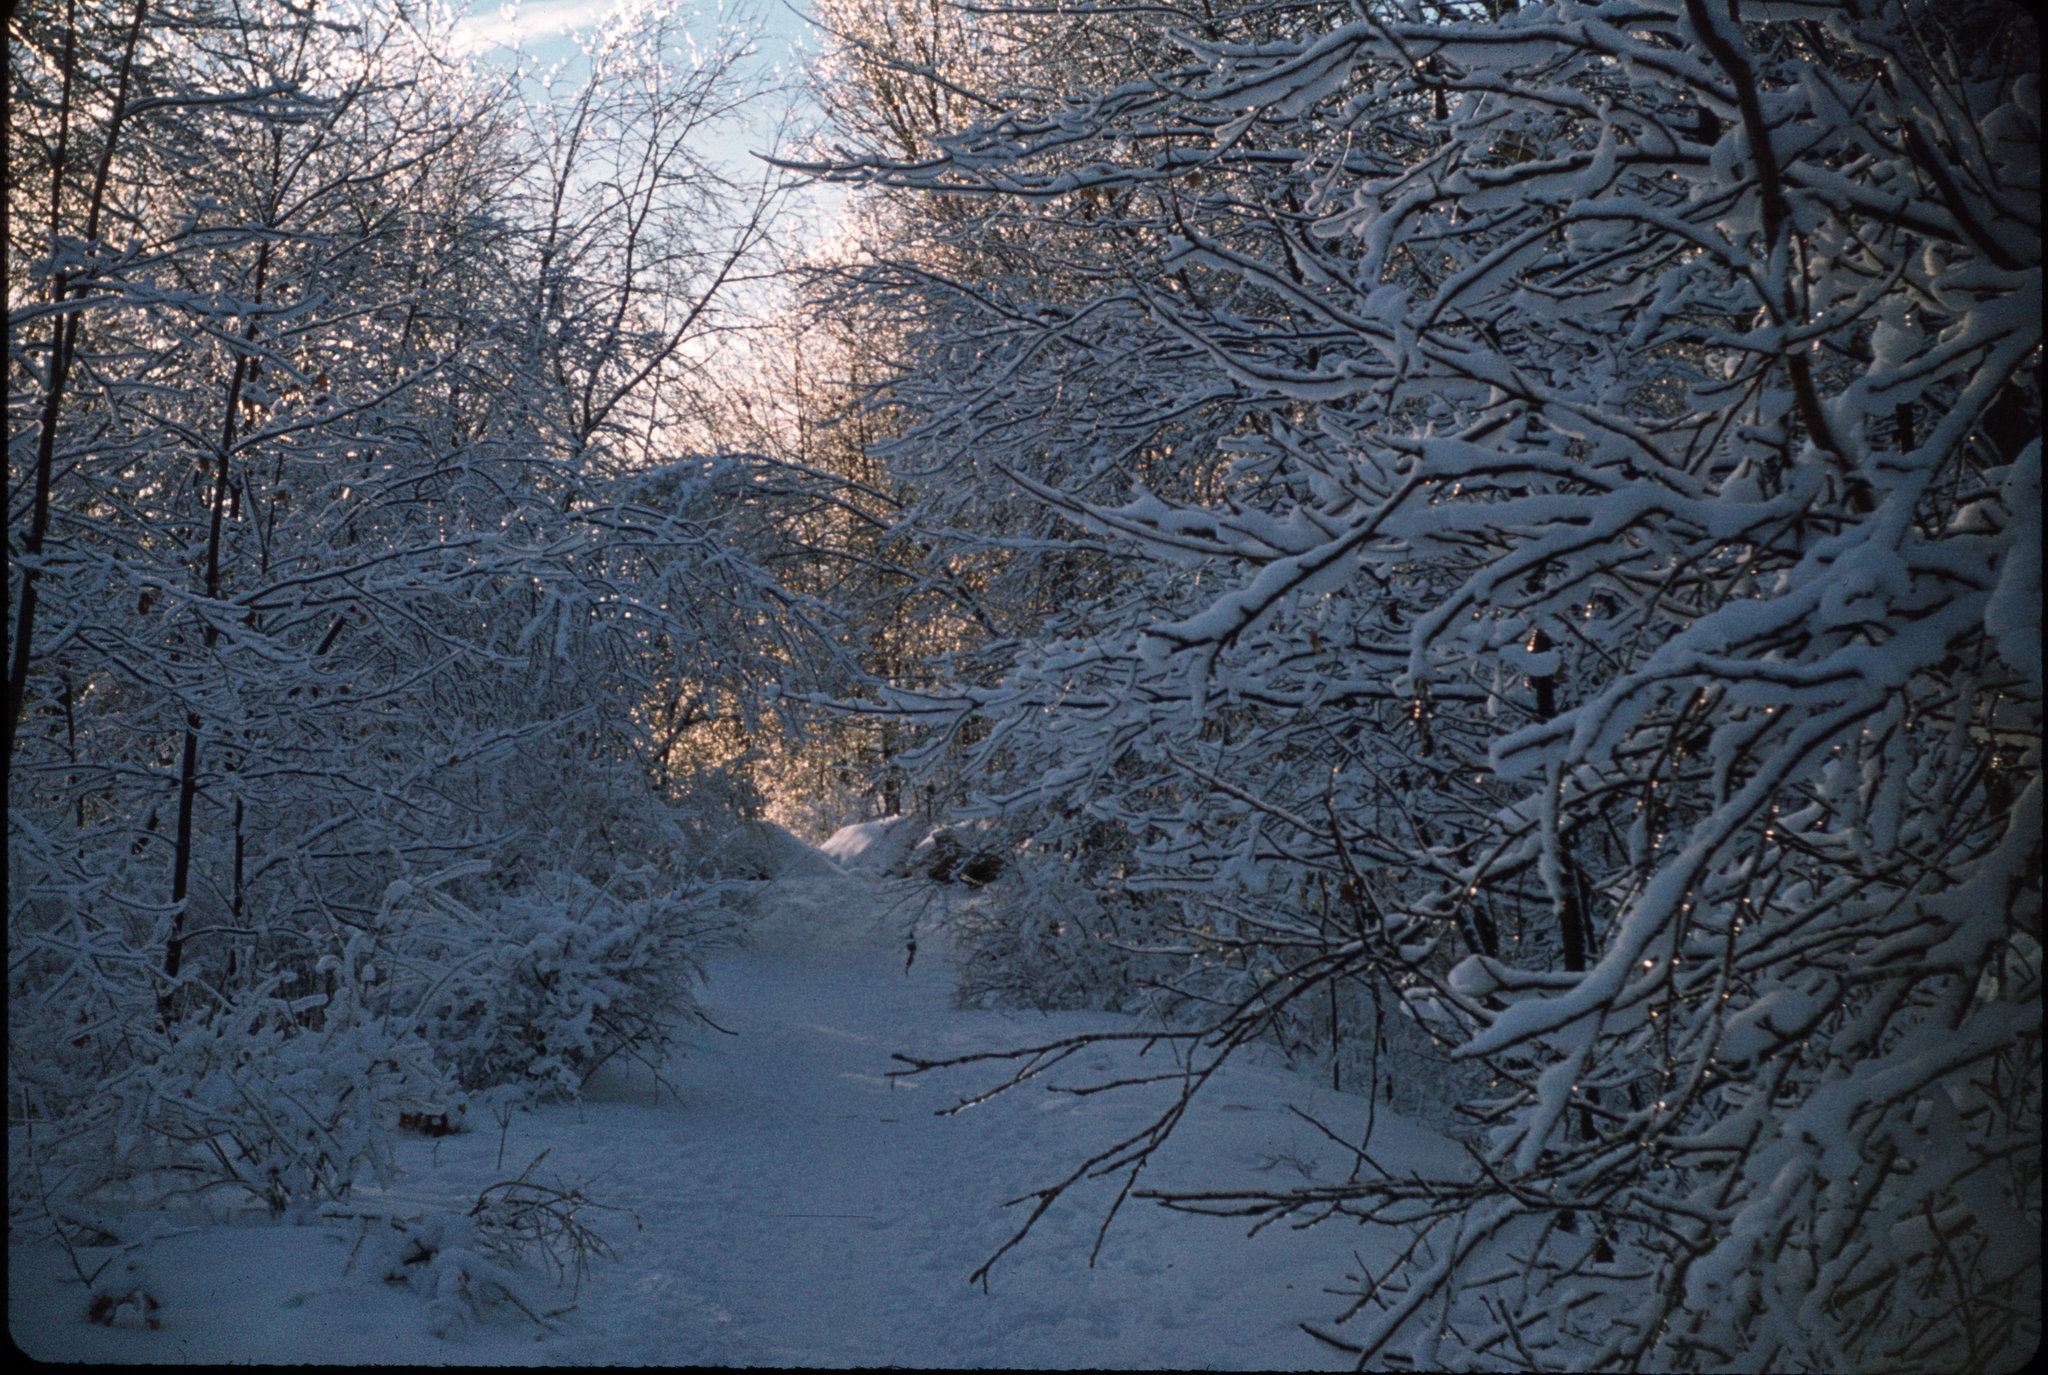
[{"x1": 11, "y1": 871, "x2": 1444, "y2": 1367}]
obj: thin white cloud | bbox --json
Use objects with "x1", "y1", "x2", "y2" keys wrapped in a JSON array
[{"x1": 449, "y1": 0, "x2": 625, "y2": 55}]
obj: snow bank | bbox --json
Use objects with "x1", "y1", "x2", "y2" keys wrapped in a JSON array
[
  {"x1": 817, "y1": 815, "x2": 928, "y2": 877},
  {"x1": 710, "y1": 821, "x2": 847, "y2": 880}
]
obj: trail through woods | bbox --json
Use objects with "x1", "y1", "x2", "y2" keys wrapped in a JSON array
[{"x1": 11, "y1": 856, "x2": 1446, "y2": 1367}]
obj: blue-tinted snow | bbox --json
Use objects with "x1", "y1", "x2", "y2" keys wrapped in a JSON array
[{"x1": 10, "y1": 855, "x2": 1450, "y2": 1367}]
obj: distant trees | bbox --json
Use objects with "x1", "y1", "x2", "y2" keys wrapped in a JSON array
[
  {"x1": 809, "y1": 0, "x2": 2040, "y2": 1368},
  {"x1": 7, "y1": 0, "x2": 808, "y2": 1216}
]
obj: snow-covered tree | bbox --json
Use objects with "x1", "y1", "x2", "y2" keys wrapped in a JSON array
[
  {"x1": 811, "y1": 0, "x2": 2040, "y2": 1367},
  {"x1": 8, "y1": 0, "x2": 807, "y2": 1217}
]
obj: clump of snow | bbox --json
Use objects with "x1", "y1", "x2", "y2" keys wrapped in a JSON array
[{"x1": 1986, "y1": 439, "x2": 2041, "y2": 696}]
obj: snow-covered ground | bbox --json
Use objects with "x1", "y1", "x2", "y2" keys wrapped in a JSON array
[{"x1": 10, "y1": 854, "x2": 1452, "y2": 1367}]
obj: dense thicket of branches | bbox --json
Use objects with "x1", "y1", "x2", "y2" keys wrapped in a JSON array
[
  {"x1": 9, "y1": 0, "x2": 2039, "y2": 1365},
  {"x1": 806, "y1": 0, "x2": 2041, "y2": 1368},
  {"x1": 7, "y1": 0, "x2": 818, "y2": 1217}
]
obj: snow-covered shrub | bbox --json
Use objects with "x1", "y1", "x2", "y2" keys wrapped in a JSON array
[
  {"x1": 356, "y1": 1208, "x2": 554, "y2": 1338},
  {"x1": 464, "y1": 1150, "x2": 626, "y2": 1296},
  {"x1": 406, "y1": 870, "x2": 728, "y2": 1097},
  {"x1": 465, "y1": 744, "x2": 767, "y2": 893},
  {"x1": 365, "y1": 744, "x2": 751, "y2": 1097},
  {"x1": 952, "y1": 839, "x2": 1186, "y2": 1014},
  {"x1": 331, "y1": 1151, "x2": 625, "y2": 1338},
  {"x1": 944, "y1": 819, "x2": 1489, "y2": 1127},
  {"x1": 8, "y1": 744, "x2": 747, "y2": 1229},
  {"x1": 11, "y1": 953, "x2": 450, "y2": 1222}
]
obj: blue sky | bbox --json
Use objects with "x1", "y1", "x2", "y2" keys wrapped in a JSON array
[
  {"x1": 450, "y1": 0, "x2": 844, "y2": 241},
  {"x1": 449, "y1": 1, "x2": 824, "y2": 151},
  {"x1": 453, "y1": 0, "x2": 817, "y2": 69}
]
